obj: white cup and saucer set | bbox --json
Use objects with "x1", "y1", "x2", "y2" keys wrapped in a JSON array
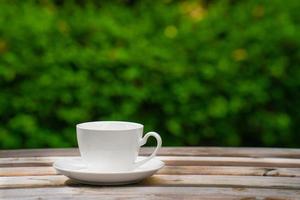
[{"x1": 53, "y1": 121, "x2": 164, "y2": 185}]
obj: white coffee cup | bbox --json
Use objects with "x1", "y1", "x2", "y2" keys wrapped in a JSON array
[{"x1": 76, "y1": 121, "x2": 162, "y2": 171}]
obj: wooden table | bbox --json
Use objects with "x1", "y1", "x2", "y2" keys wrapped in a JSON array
[{"x1": 1, "y1": 147, "x2": 300, "y2": 199}]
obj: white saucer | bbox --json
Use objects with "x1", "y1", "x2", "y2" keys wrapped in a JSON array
[{"x1": 53, "y1": 157, "x2": 164, "y2": 185}]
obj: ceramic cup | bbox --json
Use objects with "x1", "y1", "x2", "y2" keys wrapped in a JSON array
[{"x1": 76, "y1": 121, "x2": 162, "y2": 171}]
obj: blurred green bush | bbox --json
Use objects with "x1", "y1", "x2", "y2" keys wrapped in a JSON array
[{"x1": 0, "y1": 0, "x2": 300, "y2": 148}]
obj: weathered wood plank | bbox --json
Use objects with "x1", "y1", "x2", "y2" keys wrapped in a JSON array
[
  {"x1": 142, "y1": 147, "x2": 300, "y2": 158},
  {"x1": 1, "y1": 147, "x2": 300, "y2": 158},
  {"x1": 160, "y1": 166, "x2": 300, "y2": 177},
  {"x1": 163, "y1": 156, "x2": 300, "y2": 168},
  {"x1": 1, "y1": 175, "x2": 300, "y2": 189},
  {"x1": 1, "y1": 186, "x2": 300, "y2": 200},
  {"x1": 1, "y1": 156, "x2": 300, "y2": 168},
  {"x1": 1, "y1": 166, "x2": 300, "y2": 177},
  {"x1": 0, "y1": 148, "x2": 80, "y2": 158},
  {"x1": 0, "y1": 167, "x2": 56, "y2": 176}
]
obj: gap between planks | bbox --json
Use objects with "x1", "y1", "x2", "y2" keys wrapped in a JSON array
[
  {"x1": 1, "y1": 174, "x2": 300, "y2": 190},
  {"x1": 1, "y1": 166, "x2": 300, "y2": 177},
  {"x1": 1, "y1": 186, "x2": 300, "y2": 200},
  {"x1": 1, "y1": 156, "x2": 300, "y2": 168}
]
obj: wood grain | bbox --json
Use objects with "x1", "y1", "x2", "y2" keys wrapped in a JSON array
[
  {"x1": 0, "y1": 167, "x2": 56, "y2": 176},
  {"x1": 1, "y1": 175, "x2": 300, "y2": 189},
  {"x1": 1, "y1": 148, "x2": 300, "y2": 200},
  {"x1": 159, "y1": 166, "x2": 300, "y2": 177},
  {"x1": 1, "y1": 166, "x2": 300, "y2": 177},
  {"x1": 1, "y1": 156, "x2": 300, "y2": 168},
  {"x1": 1, "y1": 186, "x2": 300, "y2": 200},
  {"x1": 1, "y1": 147, "x2": 300, "y2": 158}
]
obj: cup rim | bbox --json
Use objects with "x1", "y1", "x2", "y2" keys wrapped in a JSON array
[{"x1": 76, "y1": 121, "x2": 144, "y2": 131}]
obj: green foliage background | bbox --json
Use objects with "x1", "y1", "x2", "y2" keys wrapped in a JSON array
[{"x1": 0, "y1": 0, "x2": 300, "y2": 148}]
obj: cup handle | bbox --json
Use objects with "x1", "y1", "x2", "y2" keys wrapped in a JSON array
[{"x1": 134, "y1": 132, "x2": 162, "y2": 168}]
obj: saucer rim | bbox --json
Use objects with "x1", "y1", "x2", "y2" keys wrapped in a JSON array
[{"x1": 53, "y1": 157, "x2": 165, "y2": 175}]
